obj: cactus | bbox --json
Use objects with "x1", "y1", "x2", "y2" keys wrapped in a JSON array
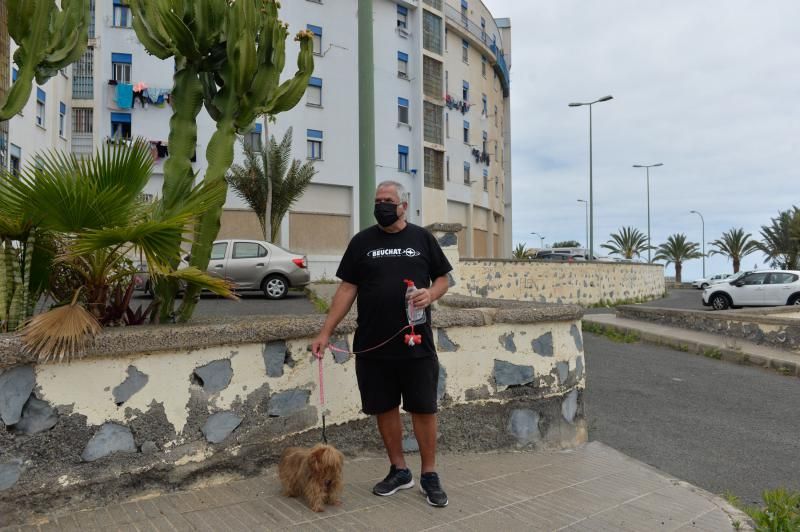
[{"x1": 0, "y1": 0, "x2": 89, "y2": 121}]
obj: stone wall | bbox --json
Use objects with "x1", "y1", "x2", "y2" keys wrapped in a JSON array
[
  {"x1": 0, "y1": 299, "x2": 585, "y2": 525},
  {"x1": 616, "y1": 305, "x2": 800, "y2": 352}
]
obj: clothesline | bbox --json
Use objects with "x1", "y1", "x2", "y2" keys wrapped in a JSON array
[{"x1": 109, "y1": 80, "x2": 172, "y2": 110}]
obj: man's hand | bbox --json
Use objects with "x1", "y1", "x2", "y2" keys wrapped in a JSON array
[
  {"x1": 311, "y1": 332, "x2": 331, "y2": 359},
  {"x1": 410, "y1": 288, "x2": 432, "y2": 309}
]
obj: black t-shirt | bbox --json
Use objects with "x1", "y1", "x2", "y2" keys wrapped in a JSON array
[{"x1": 336, "y1": 223, "x2": 452, "y2": 359}]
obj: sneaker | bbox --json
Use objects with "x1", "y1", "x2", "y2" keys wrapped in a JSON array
[
  {"x1": 420, "y1": 472, "x2": 448, "y2": 507},
  {"x1": 373, "y1": 465, "x2": 414, "y2": 496}
]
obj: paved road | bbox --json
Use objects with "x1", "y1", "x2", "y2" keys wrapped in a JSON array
[
  {"x1": 584, "y1": 333, "x2": 800, "y2": 505},
  {"x1": 583, "y1": 288, "x2": 708, "y2": 315},
  {"x1": 130, "y1": 290, "x2": 319, "y2": 318}
]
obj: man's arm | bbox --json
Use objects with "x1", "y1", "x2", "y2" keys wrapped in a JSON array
[
  {"x1": 312, "y1": 281, "x2": 358, "y2": 356},
  {"x1": 410, "y1": 275, "x2": 449, "y2": 309}
]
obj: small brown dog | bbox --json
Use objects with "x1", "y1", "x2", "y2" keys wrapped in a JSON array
[{"x1": 278, "y1": 444, "x2": 344, "y2": 512}]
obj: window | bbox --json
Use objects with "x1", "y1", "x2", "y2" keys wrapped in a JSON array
[
  {"x1": 742, "y1": 273, "x2": 768, "y2": 285},
  {"x1": 397, "y1": 5, "x2": 408, "y2": 29},
  {"x1": 494, "y1": 105, "x2": 498, "y2": 127},
  {"x1": 482, "y1": 130, "x2": 487, "y2": 153},
  {"x1": 483, "y1": 169, "x2": 488, "y2": 191},
  {"x1": 110, "y1": 112, "x2": 131, "y2": 140},
  {"x1": 307, "y1": 129, "x2": 323, "y2": 159},
  {"x1": 461, "y1": 39, "x2": 469, "y2": 63},
  {"x1": 210, "y1": 242, "x2": 228, "y2": 261},
  {"x1": 397, "y1": 52, "x2": 409, "y2": 79},
  {"x1": 445, "y1": 69, "x2": 448, "y2": 92},
  {"x1": 480, "y1": 17, "x2": 486, "y2": 41},
  {"x1": 482, "y1": 55, "x2": 487, "y2": 77},
  {"x1": 111, "y1": 53, "x2": 132, "y2": 83},
  {"x1": 422, "y1": 11, "x2": 442, "y2": 54},
  {"x1": 423, "y1": 56, "x2": 442, "y2": 98},
  {"x1": 59, "y1": 102, "x2": 66, "y2": 137},
  {"x1": 73, "y1": 108, "x2": 93, "y2": 134},
  {"x1": 463, "y1": 120, "x2": 469, "y2": 144},
  {"x1": 232, "y1": 242, "x2": 267, "y2": 259},
  {"x1": 112, "y1": 0, "x2": 132, "y2": 28},
  {"x1": 398, "y1": 145, "x2": 409, "y2": 172},
  {"x1": 768, "y1": 273, "x2": 799, "y2": 284},
  {"x1": 462, "y1": 80, "x2": 469, "y2": 102},
  {"x1": 460, "y1": 0, "x2": 468, "y2": 25},
  {"x1": 482, "y1": 94, "x2": 487, "y2": 116},
  {"x1": 424, "y1": 147, "x2": 444, "y2": 189},
  {"x1": 495, "y1": 176, "x2": 499, "y2": 197},
  {"x1": 307, "y1": 77, "x2": 322, "y2": 106},
  {"x1": 423, "y1": 0, "x2": 442, "y2": 9},
  {"x1": 35, "y1": 89, "x2": 46, "y2": 128},
  {"x1": 9, "y1": 144, "x2": 21, "y2": 177},
  {"x1": 446, "y1": 155, "x2": 450, "y2": 181},
  {"x1": 244, "y1": 123, "x2": 263, "y2": 152},
  {"x1": 463, "y1": 161, "x2": 470, "y2": 185},
  {"x1": 307, "y1": 25, "x2": 322, "y2": 55},
  {"x1": 423, "y1": 101, "x2": 443, "y2": 144},
  {"x1": 494, "y1": 140, "x2": 498, "y2": 160},
  {"x1": 73, "y1": 47, "x2": 94, "y2": 99},
  {"x1": 445, "y1": 112, "x2": 449, "y2": 138},
  {"x1": 398, "y1": 97, "x2": 409, "y2": 124}
]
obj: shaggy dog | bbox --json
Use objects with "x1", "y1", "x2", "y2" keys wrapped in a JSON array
[{"x1": 278, "y1": 444, "x2": 344, "y2": 512}]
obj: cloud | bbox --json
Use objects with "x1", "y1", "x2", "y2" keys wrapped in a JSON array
[{"x1": 483, "y1": 0, "x2": 800, "y2": 278}]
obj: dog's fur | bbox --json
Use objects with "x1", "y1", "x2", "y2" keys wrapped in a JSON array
[{"x1": 278, "y1": 444, "x2": 344, "y2": 512}]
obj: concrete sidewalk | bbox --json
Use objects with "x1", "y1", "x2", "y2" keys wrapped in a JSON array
[
  {"x1": 5, "y1": 442, "x2": 749, "y2": 531},
  {"x1": 585, "y1": 313, "x2": 800, "y2": 376}
]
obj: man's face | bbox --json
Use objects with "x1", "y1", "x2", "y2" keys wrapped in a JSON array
[{"x1": 374, "y1": 185, "x2": 407, "y2": 220}]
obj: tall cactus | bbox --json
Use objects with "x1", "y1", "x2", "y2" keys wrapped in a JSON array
[{"x1": 0, "y1": 0, "x2": 88, "y2": 120}]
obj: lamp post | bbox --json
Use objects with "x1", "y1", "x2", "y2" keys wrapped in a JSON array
[
  {"x1": 577, "y1": 199, "x2": 588, "y2": 251},
  {"x1": 632, "y1": 163, "x2": 663, "y2": 262},
  {"x1": 569, "y1": 95, "x2": 613, "y2": 260},
  {"x1": 530, "y1": 232, "x2": 545, "y2": 249},
  {"x1": 689, "y1": 210, "x2": 705, "y2": 278}
]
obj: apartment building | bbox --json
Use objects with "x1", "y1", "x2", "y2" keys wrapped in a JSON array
[{"x1": 4, "y1": 0, "x2": 511, "y2": 277}]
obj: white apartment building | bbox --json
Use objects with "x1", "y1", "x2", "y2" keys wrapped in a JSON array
[{"x1": 5, "y1": 0, "x2": 511, "y2": 279}]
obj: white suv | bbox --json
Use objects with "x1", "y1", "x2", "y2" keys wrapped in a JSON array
[{"x1": 702, "y1": 270, "x2": 800, "y2": 310}]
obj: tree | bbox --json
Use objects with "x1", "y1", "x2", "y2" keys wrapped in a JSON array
[
  {"x1": 600, "y1": 227, "x2": 650, "y2": 260},
  {"x1": 227, "y1": 128, "x2": 316, "y2": 242},
  {"x1": 757, "y1": 207, "x2": 800, "y2": 270},
  {"x1": 654, "y1": 234, "x2": 703, "y2": 284},
  {"x1": 512, "y1": 243, "x2": 529, "y2": 259},
  {"x1": 551, "y1": 240, "x2": 581, "y2": 248},
  {"x1": 708, "y1": 227, "x2": 759, "y2": 273}
]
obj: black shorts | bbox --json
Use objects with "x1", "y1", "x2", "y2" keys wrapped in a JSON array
[{"x1": 355, "y1": 356, "x2": 439, "y2": 415}]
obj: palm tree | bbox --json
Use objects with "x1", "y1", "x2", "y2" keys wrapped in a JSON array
[
  {"x1": 757, "y1": 208, "x2": 800, "y2": 270},
  {"x1": 654, "y1": 234, "x2": 703, "y2": 284},
  {"x1": 600, "y1": 227, "x2": 650, "y2": 260},
  {"x1": 227, "y1": 128, "x2": 316, "y2": 242},
  {"x1": 708, "y1": 228, "x2": 759, "y2": 273},
  {"x1": 512, "y1": 243, "x2": 529, "y2": 259}
]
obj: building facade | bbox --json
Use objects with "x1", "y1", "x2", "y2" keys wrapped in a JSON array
[{"x1": 5, "y1": 0, "x2": 511, "y2": 278}]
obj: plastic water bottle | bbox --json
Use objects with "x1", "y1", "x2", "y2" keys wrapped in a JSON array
[{"x1": 404, "y1": 279, "x2": 426, "y2": 325}]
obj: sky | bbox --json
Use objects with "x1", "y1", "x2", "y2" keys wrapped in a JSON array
[{"x1": 482, "y1": 0, "x2": 800, "y2": 281}]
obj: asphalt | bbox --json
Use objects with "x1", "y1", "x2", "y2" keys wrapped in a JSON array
[
  {"x1": 584, "y1": 332, "x2": 800, "y2": 506},
  {"x1": 583, "y1": 288, "x2": 708, "y2": 315}
]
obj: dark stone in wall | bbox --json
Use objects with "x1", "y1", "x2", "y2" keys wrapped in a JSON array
[
  {"x1": 507, "y1": 409, "x2": 540, "y2": 445},
  {"x1": 0, "y1": 459, "x2": 22, "y2": 491},
  {"x1": 15, "y1": 396, "x2": 58, "y2": 435},
  {"x1": 562, "y1": 390, "x2": 578, "y2": 424},
  {"x1": 494, "y1": 360, "x2": 534, "y2": 387},
  {"x1": 437, "y1": 329, "x2": 459, "y2": 352},
  {"x1": 575, "y1": 356, "x2": 584, "y2": 380},
  {"x1": 570, "y1": 324, "x2": 583, "y2": 351},
  {"x1": 330, "y1": 337, "x2": 350, "y2": 364},
  {"x1": 446, "y1": 272, "x2": 456, "y2": 287},
  {"x1": 437, "y1": 363, "x2": 447, "y2": 402},
  {"x1": 268, "y1": 389, "x2": 311, "y2": 417},
  {"x1": 531, "y1": 332, "x2": 554, "y2": 356},
  {"x1": 499, "y1": 332, "x2": 516, "y2": 353},
  {"x1": 0, "y1": 366, "x2": 35, "y2": 425},
  {"x1": 402, "y1": 434, "x2": 419, "y2": 452},
  {"x1": 193, "y1": 359, "x2": 233, "y2": 394},
  {"x1": 201, "y1": 412, "x2": 243, "y2": 444},
  {"x1": 112, "y1": 366, "x2": 149, "y2": 405},
  {"x1": 437, "y1": 232, "x2": 457, "y2": 247},
  {"x1": 556, "y1": 362, "x2": 569, "y2": 385},
  {"x1": 81, "y1": 423, "x2": 137, "y2": 462},
  {"x1": 263, "y1": 342, "x2": 288, "y2": 377}
]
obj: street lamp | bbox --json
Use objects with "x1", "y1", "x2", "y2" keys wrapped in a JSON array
[
  {"x1": 530, "y1": 232, "x2": 545, "y2": 249},
  {"x1": 569, "y1": 95, "x2": 613, "y2": 260},
  {"x1": 632, "y1": 163, "x2": 663, "y2": 263},
  {"x1": 577, "y1": 199, "x2": 588, "y2": 251},
  {"x1": 689, "y1": 210, "x2": 705, "y2": 277}
]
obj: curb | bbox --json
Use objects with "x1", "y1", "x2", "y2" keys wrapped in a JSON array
[{"x1": 582, "y1": 318, "x2": 800, "y2": 378}]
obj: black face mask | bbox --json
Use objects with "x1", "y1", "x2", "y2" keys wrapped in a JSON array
[{"x1": 374, "y1": 202, "x2": 400, "y2": 227}]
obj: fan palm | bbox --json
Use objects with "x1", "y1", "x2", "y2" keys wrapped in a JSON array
[
  {"x1": 708, "y1": 227, "x2": 759, "y2": 273},
  {"x1": 512, "y1": 243, "x2": 529, "y2": 259},
  {"x1": 227, "y1": 127, "x2": 316, "y2": 242},
  {"x1": 600, "y1": 227, "x2": 650, "y2": 260},
  {"x1": 757, "y1": 208, "x2": 800, "y2": 270},
  {"x1": 653, "y1": 234, "x2": 703, "y2": 283}
]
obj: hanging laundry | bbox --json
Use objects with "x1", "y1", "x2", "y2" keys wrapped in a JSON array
[
  {"x1": 116, "y1": 83, "x2": 134, "y2": 109},
  {"x1": 133, "y1": 81, "x2": 148, "y2": 93},
  {"x1": 155, "y1": 141, "x2": 169, "y2": 159},
  {"x1": 149, "y1": 142, "x2": 159, "y2": 161},
  {"x1": 144, "y1": 87, "x2": 171, "y2": 106},
  {"x1": 133, "y1": 90, "x2": 147, "y2": 108}
]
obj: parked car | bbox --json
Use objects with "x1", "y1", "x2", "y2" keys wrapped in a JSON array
[
  {"x1": 141, "y1": 239, "x2": 310, "y2": 299},
  {"x1": 534, "y1": 252, "x2": 586, "y2": 262},
  {"x1": 702, "y1": 270, "x2": 800, "y2": 310},
  {"x1": 692, "y1": 273, "x2": 733, "y2": 289}
]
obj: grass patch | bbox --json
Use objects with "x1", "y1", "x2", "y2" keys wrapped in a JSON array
[
  {"x1": 724, "y1": 488, "x2": 800, "y2": 531},
  {"x1": 702, "y1": 347, "x2": 722, "y2": 360},
  {"x1": 582, "y1": 322, "x2": 640, "y2": 343},
  {"x1": 585, "y1": 294, "x2": 661, "y2": 309},
  {"x1": 304, "y1": 288, "x2": 330, "y2": 314},
  {"x1": 676, "y1": 343, "x2": 690, "y2": 352}
]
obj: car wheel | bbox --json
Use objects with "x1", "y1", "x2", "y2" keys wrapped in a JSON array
[
  {"x1": 788, "y1": 294, "x2": 800, "y2": 306},
  {"x1": 145, "y1": 281, "x2": 154, "y2": 298},
  {"x1": 700, "y1": 283, "x2": 709, "y2": 289},
  {"x1": 262, "y1": 275, "x2": 288, "y2": 299},
  {"x1": 710, "y1": 293, "x2": 730, "y2": 310}
]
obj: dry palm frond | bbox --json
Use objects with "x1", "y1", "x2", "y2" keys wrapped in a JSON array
[{"x1": 20, "y1": 289, "x2": 101, "y2": 363}]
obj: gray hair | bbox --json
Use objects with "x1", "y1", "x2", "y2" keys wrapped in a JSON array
[{"x1": 376, "y1": 180, "x2": 408, "y2": 203}]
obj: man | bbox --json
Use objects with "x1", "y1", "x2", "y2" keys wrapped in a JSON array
[{"x1": 312, "y1": 180, "x2": 452, "y2": 507}]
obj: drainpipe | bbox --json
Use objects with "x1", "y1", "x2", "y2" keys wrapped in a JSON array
[{"x1": 358, "y1": 0, "x2": 375, "y2": 229}]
